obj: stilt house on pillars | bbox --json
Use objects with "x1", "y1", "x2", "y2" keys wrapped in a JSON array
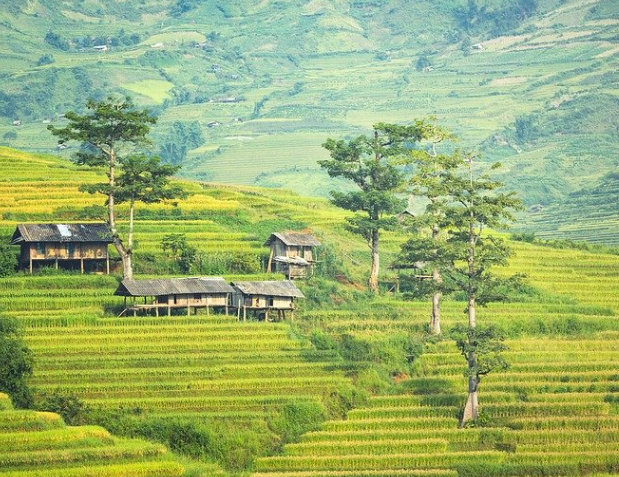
[
  {"x1": 115, "y1": 277, "x2": 235, "y2": 316},
  {"x1": 231, "y1": 280, "x2": 304, "y2": 321},
  {"x1": 265, "y1": 232, "x2": 321, "y2": 279},
  {"x1": 11, "y1": 223, "x2": 113, "y2": 274}
]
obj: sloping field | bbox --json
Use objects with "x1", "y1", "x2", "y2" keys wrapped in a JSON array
[
  {"x1": 0, "y1": 393, "x2": 189, "y2": 477},
  {"x1": 1, "y1": 147, "x2": 619, "y2": 475},
  {"x1": 253, "y1": 243, "x2": 619, "y2": 476}
]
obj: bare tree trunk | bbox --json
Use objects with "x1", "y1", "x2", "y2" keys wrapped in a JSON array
[
  {"x1": 461, "y1": 294, "x2": 479, "y2": 426},
  {"x1": 431, "y1": 277, "x2": 441, "y2": 335},
  {"x1": 461, "y1": 208, "x2": 479, "y2": 427},
  {"x1": 369, "y1": 228, "x2": 379, "y2": 294},
  {"x1": 107, "y1": 148, "x2": 132, "y2": 280},
  {"x1": 430, "y1": 224, "x2": 442, "y2": 335}
]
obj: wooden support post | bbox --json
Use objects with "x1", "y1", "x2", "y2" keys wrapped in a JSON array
[
  {"x1": 133, "y1": 309, "x2": 137, "y2": 317},
  {"x1": 55, "y1": 258, "x2": 58, "y2": 270},
  {"x1": 155, "y1": 306, "x2": 159, "y2": 317},
  {"x1": 265, "y1": 309, "x2": 269, "y2": 322},
  {"x1": 168, "y1": 306, "x2": 171, "y2": 317},
  {"x1": 106, "y1": 255, "x2": 110, "y2": 275},
  {"x1": 80, "y1": 258, "x2": 84, "y2": 274},
  {"x1": 187, "y1": 305, "x2": 191, "y2": 316},
  {"x1": 225, "y1": 295, "x2": 229, "y2": 316},
  {"x1": 267, "y1": 248, "x2": 274, "y2": 273},
  {"x1": 243, "y1": 306, "x2": 247, "y2": 322},
  {"x1": 29, "y1": 256, "x2": 33, "y2": 274},
  {"x1": 237, "y1": 306, "x2": 241, "y2": 322}
]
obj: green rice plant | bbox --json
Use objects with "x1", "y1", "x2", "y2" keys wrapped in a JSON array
[
  {"x1": 284, "y1": 438, "x2": 449, "y2": 456},
  {"x1": 0, "y1": 426, "x2": 113, "y2": 452},
  {"x1": 0, "y1": 412, "x2": 65, "y2": 432}
]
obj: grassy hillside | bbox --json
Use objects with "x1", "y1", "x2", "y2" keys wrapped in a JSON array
[
  {"x1": 0, "y1": 0, "x2": 617, "y2": 243},
  {"x1": 1, "y1": 147, "x2": 619, "y2": 475},
  {"x1": 0, "y1": 392, "x2": 196, "y2": 477}
]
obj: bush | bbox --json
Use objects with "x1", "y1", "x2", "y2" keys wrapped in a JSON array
[
  {"x1": 35, "y1": 391, "x2": 90, "y2": 425},
  {"x1": 0, "y1": 317, "x2": 33, "y2": 408},
  {"x1": 268, "y1": 401, "x2": 326, "y2": 445},
  {"x1": 0, "y1": 241, "x2": 17, "y2": 277}
]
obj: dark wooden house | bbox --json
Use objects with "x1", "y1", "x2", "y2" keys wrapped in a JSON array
[
  {"x1": 115, "y1": 277, "x2": 235, "y2": 316},
  {"x1": 265, "y1": 232, "x2": 321, "y2": 279},
  {"x1": 230, "y1": 280, "x2": 304, "y2": 321},
  {"x1": 11, "y1": 223, "x2": 113, "y2": 274}
]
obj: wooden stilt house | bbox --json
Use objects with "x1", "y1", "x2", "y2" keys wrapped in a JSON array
[
  {"x1": 231, "y1": 280, "x2": 304, "y2": 321},
  {"x1": 10, "y1": 223, "x2": 113, "y2": 274},
  {"x1": 115, "y1": 277, "x2": 235, "y2": 317},
  {"x1": 265, "y1": 232, "x2": 321, "y2": 279}
]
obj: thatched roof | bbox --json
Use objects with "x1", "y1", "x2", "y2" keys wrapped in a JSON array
[
  {"x1": 265, "y1": 232, "x2": 321, "y2": 247},
  {"x1": 115, "y1": 278, "x2": 234, "y2": 297},
  {"x1": 11, "y1": 224, "x2": 113, "y2": 244},
  {"x1": 231, "y1": 280, "x2": 305, "y2": 298}
]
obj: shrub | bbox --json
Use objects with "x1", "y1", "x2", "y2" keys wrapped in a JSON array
[
  {"x1": 0, "y1": 241, "x2": 17, "y2": 277},
  {"x1": 35, "y1": 390, "x2": 90, "y2": 425},
  {"x1": 0, "y1": 316, "x2": 33, "y2": 408}
]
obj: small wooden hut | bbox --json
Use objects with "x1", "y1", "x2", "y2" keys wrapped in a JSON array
[
  {"x1": 230, "y1": 280, "x2": 304, "y2": 321},
  {"x1": 11, "y1": 223, "x2": 112, "y2": 274},
  {"x1": 115, "y1": 277, "x2": 235, "y2": 317},
  {"x1": 265, "y1": 232, "x2": 321, "y2": 279}
]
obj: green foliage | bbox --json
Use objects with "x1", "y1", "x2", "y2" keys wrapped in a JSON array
[
  {"x1": 114, "y1": 154, "x2": 186, "y2": 207},
  {"x1": 453, "y1": 0, "x2": 538, "y2": 37},
  {"x1": 415, "y1": 53, "x2": 432, "y2": 71},
  {"x1": 321, "y1": 122, "x2": 430, "y2": 291},
  {"x1": 268, "y1": 401, "x2": 326, "y2": 444},
  {"x1": 35, "y1": 54, "x2": 54, "y2": 66},
  {"x1": 450, "y1": 324, "x2": 509, "y2": 380},
  {"x1": 0, "y1": 316, "x2": 33, "y2": 408},
  {"x1": 0, "y1": 240, "x2": 17, "y2": 277},
  {"x1": 159, "y1": 121, "x2": 205, "y2": 165},
  {"x1": 35, "y1": 391, "x2": 90, "y2": 426},
  {"x1": 44, "y1": 31, "x2": 70, "y2": 51},
  {"x1": 49, "y1": 97, "x2": 156, "y2": 168}
]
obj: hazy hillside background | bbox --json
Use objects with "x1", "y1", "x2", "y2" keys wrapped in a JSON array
[{"x1": 0, "y1": 0, "x2": 618, "y2": 241}]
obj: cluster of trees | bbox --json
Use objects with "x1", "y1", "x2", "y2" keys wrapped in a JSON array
[
  {"x1": 453, "y1": 0, "x2": 539, "y2": 38},
  {"x1": 320, "y1": 120, "x2": 522, "y2": 424},
  {"x1": 158, "y1": 121, "x2": 205, "y2": 165},
  {"x1": 44, "y1": 29, "x2": 142, "y2": 51},
  {"x1": 49, "y1": 97, "x2": 186, "y2": 280}
]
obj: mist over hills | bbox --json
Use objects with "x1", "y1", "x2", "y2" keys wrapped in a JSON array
[{"x1": 0, "y1": 0, "x2": 617, "y2": 241}]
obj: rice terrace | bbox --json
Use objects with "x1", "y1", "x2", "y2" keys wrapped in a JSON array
[{"x1": 1, "y1": 0, "x2": 619, "y2": 476}]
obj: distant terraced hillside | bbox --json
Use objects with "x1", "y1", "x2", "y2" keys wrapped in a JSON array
[{"x1": 0, "y1": 0, "x2": 617, "y2": 245}]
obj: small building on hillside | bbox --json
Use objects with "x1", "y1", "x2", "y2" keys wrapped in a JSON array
[
  {"x1": 231, "y1": 280, "x2": 304, "y2": 321},
  {"x1": 115, "y1": 277, "x2": 235, "y2": 317},
  {"x1": 265, "y1": 232, "x2": 321, "y2": 279},
  {"x1": 11, "y1": 223, "x2": 113, "y2": 274}
]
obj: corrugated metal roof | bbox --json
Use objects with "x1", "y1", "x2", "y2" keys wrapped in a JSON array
[
  {"x1": 273, "y1": 256, "x2": 310, "y2": 266},
  {"x1": 231, "y1": 280, "x2": 305, "y2": 298},
  {"x1": 115, "y1": 277, "x2": 235, "y2": 297},
  {"x1": 11, "y1": 224, "x2": 113, "y2": 244},
  {"x1": 264, "y1": 232, "x2": 321, "y2": 247}
]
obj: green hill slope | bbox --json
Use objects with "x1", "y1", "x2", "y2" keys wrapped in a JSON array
[
  {"x1": 1, "y1": 148, "x2": 619, "y2": 475},
  {"x1": 0, "y1": 0, "x2": 617, "y2": 244},
  {"x1": 0, "y1": 392, "x2": 191, "y2": 477}
]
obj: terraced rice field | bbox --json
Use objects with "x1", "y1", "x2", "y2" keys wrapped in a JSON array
[
  {"x1": 0, "y1": 393, "x2": 191, "y2": 477},
  {"x1": 26, "y1": 316, "x2": 349, "y2": 422},
  {"x1": 253, "y1": 334, "x2": 619, "y2": 477},
  {"x1": 2, "y1": 146, "x2": 619, "y2": 475},
  {"x1": 253, "y1": 235, "x2": 619, "y2": 476}
]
